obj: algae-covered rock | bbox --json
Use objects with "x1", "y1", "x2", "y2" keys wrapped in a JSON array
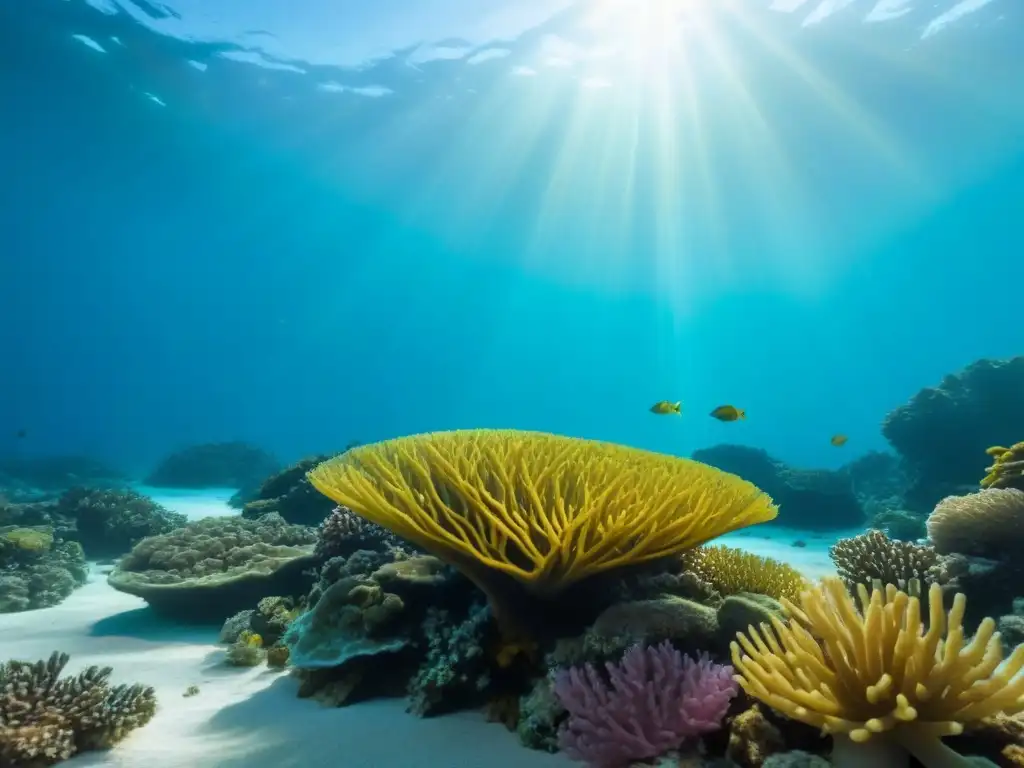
[
  {"x1": 107, "y1": 513, "x2": 317, "y2": 620},
  {"x1": 0, "y1": 525, "x2": 88, "y2": 613},
  {"x1": 716, "y1": 593, "x2": 785, "y2": 646}
]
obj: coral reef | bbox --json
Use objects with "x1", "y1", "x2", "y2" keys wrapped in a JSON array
[
  {"x1": 55, "y1": 487, "x2": 186, "y2": 559},
  {"x1": 882, "y1": 356, "x2": 1024, "y2": 512},
  {"x1": 0, "y1": 455, "x2": 127, "y2": 497},
  {"x1": 679, "y1": 546, "x2": 807, "y2": 602},
  {"x1": 407, "y1": 602, "x2": 493, "y2": 716},
  {"x1": 107, "y1": 513, "x2": 317, "y2": 620},
  {"x1": 927, "y1": 488, "x2": 1024, "y2": 558},
  {"x1": 982, "y1": 442, "x2": 1024, "y2": 491},
  {"x1": 827, "y1": 529, "x2": 943, "y2": 590},
  {"x1": 0, "y1": 525, "x2": 87, "y2": 613},
  {"x1": 839, "y1": 450, "x2": 907, "y2": 504},
  {"x1": 224, "y1": 630, "x2": 266, "y2": 667},
  {"x1": 308, "y1": 430, "x2": 777, "y2": 640},
  {"x1": 315, "y1": 504, "x2": 403, "y2": 559},
  {"x1": 144, "y1": 441, "x2": 280, "y2": 491},
  {"x1": 691, "y1": 444, "x2": 863, "y2": 530},
  {"x1": 731, "y1": 577, "x2": 1024, "y2": 767},
  {"x1": 0, "y1": 651, "x2": 156, "y2": 766},
  {"x1": 240, "y1": 455, "x2": 336, "y2": 526},
  {"x1": 553, "y1": 641, "x2": 736, "y2": 767}
]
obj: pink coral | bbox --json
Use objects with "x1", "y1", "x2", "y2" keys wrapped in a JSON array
[{"x1": 553, "y1": 641, "x2": 737, "y2": 768}]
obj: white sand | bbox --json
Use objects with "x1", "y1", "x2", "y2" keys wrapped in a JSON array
[
  {"x1": 134, "y1": 485, "x2": 239, "y2": 521},
  {"x1": 0, "y1": 567, "x2": 575, "y2": 768},
  {"x1": 0, "y1": 488, "x2": 848, "y2": 768}
]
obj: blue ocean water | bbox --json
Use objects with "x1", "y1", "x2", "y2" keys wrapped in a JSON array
[{"x1": 3, "y1": 0, "x2": 1021, "y2": 475}]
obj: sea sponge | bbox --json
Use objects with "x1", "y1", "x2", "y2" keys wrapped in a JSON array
[
  {"x1": 0, "y1": 651, "x2": 156, "y2": 766},
  {"x1": 679, "y1": 545, "x2": 806, "y2": 602},
  {"x1": 927, "y1": 488, "x2": 1024, "y2": 557},
  {"x1": 730, "y1": 577, "x2": 1024, "y2": 767},
  {"x1": 982, "y1": 443, "x2": 1024, "y2": 491},
  {"x1": 307, "y1": 430, "x2": 777, "y2": 632},
  {"x1": 107, "y1": 513, "x2": 318, "y2": 619},
  {"x1": 828, "y1": 529, "x2": 944, "y2": 590}
]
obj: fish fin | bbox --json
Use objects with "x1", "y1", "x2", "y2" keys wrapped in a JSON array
[{"x1": 674, "y1": 401, "x2": 682, "y2": 413}]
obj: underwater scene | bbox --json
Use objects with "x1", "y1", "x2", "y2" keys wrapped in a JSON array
[{"x1": 2, "y1": 0, "x2": 1024, "y2": 766}]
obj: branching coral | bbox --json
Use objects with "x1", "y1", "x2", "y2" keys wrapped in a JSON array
[
  {"x1": 0, "y1": 651, "x2": 156, "y2": 766},
  {"x1": 679, "y1": 545, "x2": 807, "y2": 602},
  {"x1": 307, "y1": 430, "x2": 777, "y2": 634},
  {"x1": 554, "y1": 641, "x2": 736, "y2": 767},
  {"x1": 927, "y1": 488, "x2": 1024, "y2": 557},
  {"x1": 982, "y1": 443, "x2": 1024, "y2": 491},
  {"x1": 828, "y1": 529, "x2": 944, "y2": 590},
  {"x1": 730, "y1": 577, "x2": 1024, "y2": 768}
]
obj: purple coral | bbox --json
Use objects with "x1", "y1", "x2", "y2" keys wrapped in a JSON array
[{"x1": 553, "y1": 641, "x2": 737, "y2": 768}]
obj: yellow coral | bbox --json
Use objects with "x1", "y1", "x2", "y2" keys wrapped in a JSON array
[
  {"x1": 238, "y1": 630, "x2": 263, "y2": 648},
  {"x1": 983, "y1": 442, "x2": 1024, "y2": 490},
  {"x1": 307, "y1": 430, "x2": 777, "y2": 599},
  {"x1": 2, "y1": 527, "x2": 53, "y2": 552},
  {"x1": 680, "y1": 545, "x2": 807, "y2": 602},
  {"x1": 731, "y1": 577, "x2": 1024, "y2": 764}
]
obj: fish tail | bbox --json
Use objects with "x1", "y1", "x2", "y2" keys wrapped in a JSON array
[{"x1": 673, "y1": 401, "x2": 682, "y2": 413}]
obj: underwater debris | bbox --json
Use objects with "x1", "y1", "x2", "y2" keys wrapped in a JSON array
[
  {"x1": 0, "y1": 651, "x2": 156, "y2": 766},
  {"x1": 731, "y1": 577, "x2": 1024, "y2": 767},
  {"x1": 828, "y1": 528, "x2": 944, "y2": 590},
  {"x1": 307, "y1": 429, "x2": 776, "y2": 639}
]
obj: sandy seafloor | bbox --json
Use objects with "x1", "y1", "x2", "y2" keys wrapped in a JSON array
[{"x1": 0, "y1": 486, "x2": 857, "y2": 768}]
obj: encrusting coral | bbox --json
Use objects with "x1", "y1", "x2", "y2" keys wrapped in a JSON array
[
  {"x1": 307, "y1": 429, "x2": 778, "y2": 636},
  {"x1": 730, "y1": 577, "x2": 1024, "y2": 768},
  {"x1": 107, "y1": 513, "x2": 318, "y2": 619},
  {"x1": 982, "y1": 443, "x2": 1024, "y2": 491},
  {"x1": 679, "y1": 545, "x2": 806, "y2": 603},
  {"x1": 0, "y1": 525, "x2": 87, "y2": 613},
  {"x1": 553, "y1": 641, "x2": 736, "y2": 767},
  {"x1": 0, "y1": 651, "x2": 156, "y2": 766},
  {"x1": 828, "y1": 529, "x2": 944, "y2": 590},
  {"x1": 927, "y1": 488, "x2": 1024, "y2": 558}
]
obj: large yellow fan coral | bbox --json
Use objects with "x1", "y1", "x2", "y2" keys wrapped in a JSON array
[
  {"x1": 731, "y1": 577, "x2": 1024, "y2": 768},
  {"x1": 309, "y1": 429, "x2": 776, "y2": 599}
]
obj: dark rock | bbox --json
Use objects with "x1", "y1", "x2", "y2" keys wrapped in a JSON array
[
  {"x1": 241, "y1": 455, "x2": 336, "y2": 526},
  {"x1": 692, "y1": 445, "x2": 863, "y2": 530},
  {"x1": 882, "y1": 356, "x2": 1024, "y2": 512},
  {"x1": 145, "y1": 442, "x2": 280, "y2": 491}
]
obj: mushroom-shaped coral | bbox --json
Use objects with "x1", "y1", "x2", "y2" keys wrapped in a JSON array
[
  {"x1": 927, "y1": 488, "x2": 1024, "y2": 558},
  {"x1": 107, "y1": 513, "x2": 317, "y2": 620},
  {"x1": 307, "y1": 430, "x2": 777, "y2": 635},
  {"x1": 730, "y1": 577, "x2": 1024, "y2": 768},
  {"x1": 0, "y1": 651, "x2": 156, "y2": 766},
  {"x1": 679, "y1": 545, "x2": 807, "y2": 602},
  {"x1": 982, "y1": 443, "x2": 1024, "y2": 491},
  {"x1": 828, "y1": 529, "x2": 944, "y2": 591}
]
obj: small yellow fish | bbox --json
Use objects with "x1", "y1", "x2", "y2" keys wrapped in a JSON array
[
  {"x1": 830, "y1": 434, "x2": 848, "y2": 447},
  {"x1": 650, "y1": 400, "x2": 682, "y2": 416},
  {"x1": 709, "y1": 405, "x2": 745, "y2": 422}
]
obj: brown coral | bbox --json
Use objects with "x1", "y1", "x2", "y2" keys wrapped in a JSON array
[
  {"x1": 927, "y1": 488, "x2": 1024, "y2": 557},
  {"x1": 983, "y1": 443, "x2": 1024, "y2": 491},
  {"x1": 0, "y1": 651, "x2": 156, "y2": 766},
  {"x1": 828, "y1": 528, "x2": 944, "y2": 590},
  {"x1": 679, "y1": 545, "x2": 807, "y2": 602},
  {"x1": 315, "y1": 505, "x2": 402, "y2": 559}
]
